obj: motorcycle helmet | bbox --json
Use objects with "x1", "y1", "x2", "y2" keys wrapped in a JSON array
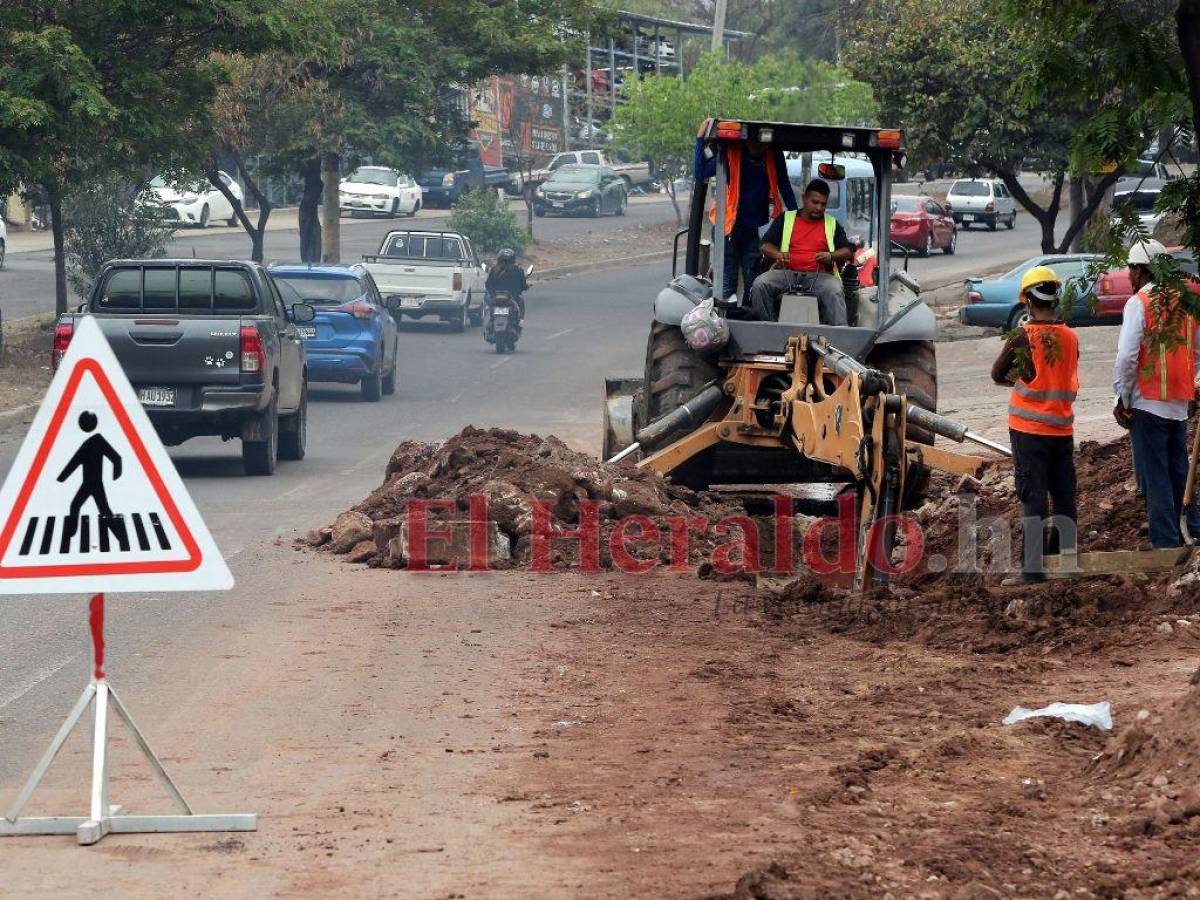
[{"x1": 498, "y1": 248, "x2": 516, "y2": 263}]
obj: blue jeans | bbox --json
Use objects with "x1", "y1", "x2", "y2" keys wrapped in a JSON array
[
  {"x1": 719, "y1": 223, "x2": 763, "y2": 301},
  {"x1": 1131, "y1": 409, "x2": 1200, "y2": 548}
]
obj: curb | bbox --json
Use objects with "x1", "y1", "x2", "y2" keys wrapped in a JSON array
[{"x1": 531, "y1": 249, "x2": 675, "y2": 282}]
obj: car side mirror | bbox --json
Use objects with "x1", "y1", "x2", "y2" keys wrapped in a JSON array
[{"x1": 291, "y1": 303, "x2": 316, "y2": 324}]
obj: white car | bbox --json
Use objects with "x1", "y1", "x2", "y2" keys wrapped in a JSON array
[
  {"x1": 1112, "y1": 180, "x2": 1166, "y2": 233},
  {"x1": 146, "y1": 171, "x2": 244, "y2": 228},
  {"x1": 339, "y1": 167, "x2": 422, "y2": 218},
  {"x1": 945, "y1": 178, "x2": 1016, "y2": 230}
]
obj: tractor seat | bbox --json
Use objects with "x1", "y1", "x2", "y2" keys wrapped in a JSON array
[{"x1": 777, "y1": 293, "x2": 821, "y2": 325}]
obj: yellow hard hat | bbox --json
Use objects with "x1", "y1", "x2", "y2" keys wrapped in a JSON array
[{"x1": 1018, "y1": 264, "x2": 1061, "y2": 305}]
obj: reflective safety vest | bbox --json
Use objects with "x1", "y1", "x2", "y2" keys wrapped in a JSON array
[
  {"x1": 1007, "y1": 321, "x2": 1079, "y2": 437},
  {"x1": 779, "y1": 211, "x2": 841, "y2": 280},
  {"x1": 1136, "y1": 286, "x2": 1196, "y2": 401},
  {"x1": 707, "y1": 144, "x2": 788, "y2": 235}
]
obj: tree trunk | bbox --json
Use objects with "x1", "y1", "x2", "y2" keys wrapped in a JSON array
[
  {"x1": 1177, "y1": 0, "x2": 1200, "y2": 146},
  {"x1": 321, "y1": 152, "x2": 341, "y2": 265},
  {"x1": 664, "y1": 177, "x2": 682, "y2": 226},
  {"x1": 48, "y1": 184, "x2": 68, "y2": 316},
  {"x1": 298, "y1": 158, "x2": 322, "y2": 263},
  {"x1": 208, "y1": 148, "x2": 271, "y2": 263},
  {"x1": 994, "y1": 167, "x2": 1062, "y2": 253},
  {"x1": 1068, "y1": 178, "x2": 1084, "y2": 252},
  {"x1": 1057, "y1": 170, "x2": 1122, "y2": 253}
]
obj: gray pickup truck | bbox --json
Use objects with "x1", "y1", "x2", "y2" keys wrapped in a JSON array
[{"x1": 54, "y1": 259, "x2": 314, "y2": 475}]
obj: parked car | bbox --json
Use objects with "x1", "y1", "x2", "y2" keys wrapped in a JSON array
[
  {"x1": 145, "y1": 172, "x2": 244, "y2": 228},
  {"x1": 1112, "y1": 178, "x2": 1167, "y2": 233},
  {"x1": 889, "y1": 195, "x2": 956, "y2": 256},
  {"x1": 958, "y1": 254, "x2": 1107, "y2": 330},
  {"x1": 527, "y1": 150, "x2": 651, "y2": 189},
  {"x1": 945, "y1": 178, "x2": 1016, "y2": 230},
  {"x1": 361, "y1": 229, "x2": 487, "y2": 331},
  {"x1": 270, "y1": 264, "x2": 398, "y2": 402},
  {"x1": 534, "y1": 164, "x2": 628, "y2": 217},
  {"x1": 338, "y1": 167, "x2": 422, "y2": 218},
  {"x1": 54, "y1": 260, "x2": 312, "y2": 474},
  {"x1": 417, "y1": 165, "x2": 514, "y2": 207},
  {"x1": 1091, "y1": 247, "x2": 1200, "y2": 312}
]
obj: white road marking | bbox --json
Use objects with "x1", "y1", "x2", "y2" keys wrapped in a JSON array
[
  {"x1": 490, "y1": 357, "x2": 512, "y2": 370},
  {"x1": 269, "y1": 483, "x2": 308, "y2": 503},
  {"x1": 0, "y1": 657, "x2": 74, "y2": 710},
  {"x1": 546, "y1": 328, "x2": 573, "y2": 340}
]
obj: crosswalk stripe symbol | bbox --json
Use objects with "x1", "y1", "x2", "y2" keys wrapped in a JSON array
[{"x1": 0, "y1": 317, "x2": 232, "y2": 594}]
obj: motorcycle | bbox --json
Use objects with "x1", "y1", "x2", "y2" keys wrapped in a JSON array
[
  {"x1": 484, "y1": 265, "x2": 533, "y2": 354},
  {"x1": 485, "y1": 290, "x2": 521, "y2": 353}
]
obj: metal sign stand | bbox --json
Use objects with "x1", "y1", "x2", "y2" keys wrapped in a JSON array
[{"x1": 0, "y1": 594, "x2": 256, "y2": 845}]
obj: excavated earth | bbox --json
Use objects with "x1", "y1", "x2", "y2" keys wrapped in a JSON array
[{"x1": 307, "y1": 427, "x2": 1200, "y2": 896}]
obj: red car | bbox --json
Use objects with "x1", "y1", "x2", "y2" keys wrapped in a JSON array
[
  {"x1": 889, "y1": 195, "x2": 957, "y2": 256},
  {"x1": 1093, "y1": 247, "x2": 1200, "y2": 317}
]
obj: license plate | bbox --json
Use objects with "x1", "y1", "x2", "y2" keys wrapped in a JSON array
[
  {"x1": 552, "y1": 201, "x2": 565, "y2": 208},
  {"x1": 138, "y1": 387, "x2": 176, "y2": 408},
  {"x1": 494, "y1": 309, "x2": 510, "y2": 317},
  {"x1": 297, "y1": 325, "x2": 317, "y2": 339},
  {"x1": 962, "y1": 214, "x2": 975, "y2": 221},
  {"x1": 400, "y1": 296, "x2": 424, "y2": 308}
]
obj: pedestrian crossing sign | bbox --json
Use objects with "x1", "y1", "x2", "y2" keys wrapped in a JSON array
[{"x1": 0, "y1": 317, "x2": 233, "y2": 594}]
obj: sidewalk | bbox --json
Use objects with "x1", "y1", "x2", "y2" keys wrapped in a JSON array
[{"x1": 3, "y1": 195, "x2": 674, "y2": 255}]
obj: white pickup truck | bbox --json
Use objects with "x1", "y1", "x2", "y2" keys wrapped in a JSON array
[
  {"x1": 362, "y1": 230, "x2": 487, "y2": 332},
  {"x1": 526, "y1": 150, "x2": 652, "y2": 190}
]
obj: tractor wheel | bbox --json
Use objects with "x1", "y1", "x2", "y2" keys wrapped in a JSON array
[
  {"x1": 867, "y1": 340, "x2": 938, "y2": 505},
  {"x1": 641, "y1": 323, "x2": 721, "y2": 488}
]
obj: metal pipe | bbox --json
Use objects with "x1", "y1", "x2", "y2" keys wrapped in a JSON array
[{"x1": 607, "y1": 442, "x2": 641, "y2": 464}]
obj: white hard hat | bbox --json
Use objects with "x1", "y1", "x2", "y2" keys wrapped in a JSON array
[{"x1": 1128, "y1": 239, "x2": 1167, "y2": 266}]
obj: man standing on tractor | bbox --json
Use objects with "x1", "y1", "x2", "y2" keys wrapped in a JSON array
[
  {"x1": 748, "y1": 179, "x2": 854, "y2": 324},
  {"x1": 695, "y1": 128, "x2": 796, "y2": 305},
  {"x1": 991, "y1": 265, "x2": 1079, "y2": 583},
  {"x1": 1113, "y1": 239, "x2": 1200, "y2": 548}
]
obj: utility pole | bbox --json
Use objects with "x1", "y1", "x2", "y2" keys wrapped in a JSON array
[{"x1": 711, "y1": 0, "x2": 727, "y2": 54}]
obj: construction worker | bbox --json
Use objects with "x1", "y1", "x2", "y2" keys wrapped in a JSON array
[
  {"x1": 1113, "y1": 238, "x2": 1200, "y2": 548},
  {"x1": 991, "y1": 265, "x2": 1079, "y2": 582},
  {"x1": 695, "y1": 128, "x2": 796, "y2": 305},
  {"x1": 748, "y1": 179, "x2": 854, "y2": 324}
]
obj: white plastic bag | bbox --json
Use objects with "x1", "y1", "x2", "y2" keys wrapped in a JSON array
[
  {"x1": 1002, "y1": 701, "x2": 1112, "y2": 731},
  {"x1": 680, "y1": 297, "x2": 729, "y2": 353}
]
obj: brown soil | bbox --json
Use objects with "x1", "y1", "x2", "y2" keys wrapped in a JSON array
[
  {"x1": 525, "y1": 219, "x2": 679, "y2": 273},
  {"x1": 0, "y1": 313, "x2": 55, "y2": 413}
]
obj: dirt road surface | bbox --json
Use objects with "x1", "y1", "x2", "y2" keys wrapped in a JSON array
[{"x1": 3, "y1": 259, "x2": 1198, "y2": 897}]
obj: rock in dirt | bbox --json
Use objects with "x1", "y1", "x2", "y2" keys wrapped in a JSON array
[{"x1": 330, "y1": 511, "x2": 373, "y2": 553}]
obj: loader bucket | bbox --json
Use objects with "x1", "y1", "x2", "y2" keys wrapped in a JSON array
[{"x1": 603, "y1": 377, "x2": 643, "y2": 461}]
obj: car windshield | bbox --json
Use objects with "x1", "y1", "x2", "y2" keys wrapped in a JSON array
[
  {"x1": 951, "y1": 182, "x2": 989, "y2": 196},
  {"x1": 1115, "y1": 191, "x2": 1159, "y2": 213},
  {"x1": 550, "y1": 168, "x2": 600, "y2": 184},
  {"x1": 273, "y1": 275, "x2": 365, "y2": 305},
  {"x1": 891, "y1": 197, "x2": 921, "y2": 212},
  {"x1": 149, "y1": 175, "x2": 204, "y2": 193},
  {"x1": 346, "y1": 169, "x2": 398, "y2": 186}
]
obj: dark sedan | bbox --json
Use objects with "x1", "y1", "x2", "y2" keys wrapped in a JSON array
[{"x1": 533, "y1": 164, "x2": 628, "y2": 217}]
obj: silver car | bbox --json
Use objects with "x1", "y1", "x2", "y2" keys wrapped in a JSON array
[{"x1": 946, "y1": 178, "x2": 1016, "y2": 230}]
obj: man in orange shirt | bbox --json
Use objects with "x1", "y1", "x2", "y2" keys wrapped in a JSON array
[{"x1": 747, "y1": 179, "x2": 854, "y2": 324}]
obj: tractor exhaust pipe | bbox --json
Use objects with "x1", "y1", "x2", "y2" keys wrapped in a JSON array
[{"x1": 606, "y1": 382, "x2": 724, "y2": 464}]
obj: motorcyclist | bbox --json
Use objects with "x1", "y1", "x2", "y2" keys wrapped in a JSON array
[{"x1": 485, "y1": 248, "x2": 528, "y2": 319}]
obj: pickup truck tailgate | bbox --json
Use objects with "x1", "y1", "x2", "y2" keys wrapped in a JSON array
[
  {"x1": 368, "y1": 262, "x2": 456, "y2": 297},
  {"x1": 93, "y1": 315, "x2": 245, "y2": 386}
]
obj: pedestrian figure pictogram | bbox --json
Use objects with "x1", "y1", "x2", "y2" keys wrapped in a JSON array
[{"x1": 57, "y1": 410, "x2": 130, "y2": 552}]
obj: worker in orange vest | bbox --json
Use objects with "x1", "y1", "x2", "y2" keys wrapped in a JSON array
[
  {"x1": 991, "y1": 265, "x2": 1079, "y2": 582},
  {"x1": 696, "y1": 127, "x2": 796, "y2": 305},
  {"x1": 1113, "y1": 239, "x2": 1200, "y2": 547}
]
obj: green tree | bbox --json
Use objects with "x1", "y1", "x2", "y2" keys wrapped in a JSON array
[
  {"x1": 447, "y1": 188, "x2": 528, "y2": 255},
  {"x1": 844, "y1": 0, "x2": 1149, "y2": 254},
  {"x1": 0, "y1": 1, "x2": 305, "y2": 313}
]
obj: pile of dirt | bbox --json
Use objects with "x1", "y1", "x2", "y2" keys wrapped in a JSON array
[{"x1": 307, "y1": 426, "x2": 746, "y2": 569}]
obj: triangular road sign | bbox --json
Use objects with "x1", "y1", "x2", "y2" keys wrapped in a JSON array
[{"x1": 0, "y1": 317, "x2": 233, "y2": 594}]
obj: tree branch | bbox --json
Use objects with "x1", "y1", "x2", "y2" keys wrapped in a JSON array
[{"x1": 1056, "y1": 169, "x2": 1123, "y2": 252}]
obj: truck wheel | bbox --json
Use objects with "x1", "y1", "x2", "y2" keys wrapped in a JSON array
[
  {"x1": 867, "y1": 340, "x2": 938, "y2": 505},
  {"x1": 198, "y1": 204, "x2": 210, "y2": 228},
  {"x1": 242, "y1": 401, "x2": 278, "y2": 475},
  {"x1": 449, "y1": 303, "x2": 467, "y2": 333},
  {"x1": 279, "y1": 385, "x2": 307, "y2": 461},
  {"x1": 641, "y1": 323, "x2": 721, "y2": 489},
  {"x1": 361, "y1": 367, "x2": 383, "y2": 402},
  {"x1": 468, "y1": 295, "x2": 483, "y2": 326}
]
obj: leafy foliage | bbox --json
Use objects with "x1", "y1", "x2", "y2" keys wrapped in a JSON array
[
  {"x1": 447, "y1": 188, "x2": 528, "y2": 255},
  {"x1": 62, "y1": 179, "x2": 172, "y2": 299}
]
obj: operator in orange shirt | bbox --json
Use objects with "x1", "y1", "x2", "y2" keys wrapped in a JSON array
[{"x1": 747, "y1": 179, "x2": 854, "y2": 324}]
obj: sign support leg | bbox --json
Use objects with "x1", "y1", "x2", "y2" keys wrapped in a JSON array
[{"x1": 0, "y1": 594, "x2": 256, "y2": 844}]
